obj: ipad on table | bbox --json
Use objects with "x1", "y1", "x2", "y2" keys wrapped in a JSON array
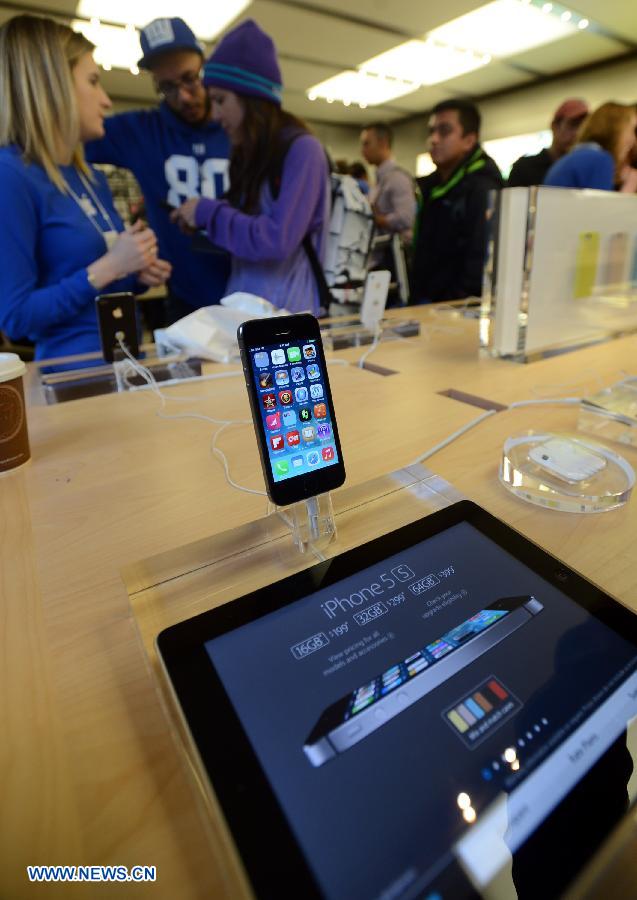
[{"x1": 157, "y1": 500, "x2": 637, "y2": 900}]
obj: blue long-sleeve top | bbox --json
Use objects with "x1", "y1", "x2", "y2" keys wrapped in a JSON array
[
  {"x1": 194, "y1": 133, "x2": 330, "y2": 315},
  {"x1": 0, "y1": 145, "x2": 140, "y2": 361},
  {"x1": 86, "y1": 104, "x2": 230, "y2": 308},
  {"x1": 543, "y1": 143, "x2": 615, "y2": 191}
]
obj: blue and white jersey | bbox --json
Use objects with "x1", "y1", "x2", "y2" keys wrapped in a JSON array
[{"x1": 86, "y1": 102, "x2": 230, "y2": 308}]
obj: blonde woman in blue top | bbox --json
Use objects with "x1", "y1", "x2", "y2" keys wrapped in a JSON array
[
  {"x1": 0, "y1": 15, "x2": 171, "y2": 361},
  {"x1": 544, "y1": 102, "x2": 637, "y2": 193}
]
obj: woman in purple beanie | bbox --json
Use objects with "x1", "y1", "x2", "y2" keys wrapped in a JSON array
[{"x1": 172, "y1": 19, "x2": 329, "y2": 315}]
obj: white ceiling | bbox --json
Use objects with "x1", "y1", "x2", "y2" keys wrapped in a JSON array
[{"x1": 0, "y1": 0, "x2": 634, "y2": 124}]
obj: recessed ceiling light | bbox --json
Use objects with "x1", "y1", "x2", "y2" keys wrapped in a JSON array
[
  {"x1": 361, "y1": 39, "x2": 489, "y2": 86},
  {"x1": 427, "y1": 0, "x2": 578, "y2": 57},
  {"x1": 306, "y1": 0, "x2": 588, "y2": 109},
  {"x1": 73, "y1": 19, "x2": 141, "y2": 71},
  {"x1": 307, "y1": 69, "x2": 417, "y2": 107},
  {"x1": 75, "y1": 0, "x2": 250, "y2": 41}
]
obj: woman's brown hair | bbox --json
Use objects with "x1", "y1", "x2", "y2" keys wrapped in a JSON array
[
  {"x1": 578, "y1": 102, "x2": 636, "y2": 179},
  {"x1": 225, "y1": 97, "x2": 312, "y2": 213}
]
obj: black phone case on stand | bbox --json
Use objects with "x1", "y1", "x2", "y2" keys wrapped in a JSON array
[
  {"x1": 96, "y1": 292, "x2": 139, "y2": 363},
  {"x1": 237, "y1": 314, "x2": 346, "y2": 506}
]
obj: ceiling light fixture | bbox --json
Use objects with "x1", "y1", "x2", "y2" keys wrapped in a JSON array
[
  {"x1": 306, "y1": 0, "x2": 591, "y2": 109},
  {"x1": 306, "y1": 38, "x2": 489, "y2": 107},
  {"x1": 75, "y1": 0, "x2": 250, "y2": 41},
  {"x1": 73, "y1": 18, "x2": 141, "y2": 72},
  {"x1": 427, "y1": 0, "x2": 578, "y2": 57},
  {"x1": 306, "y1": 68, "x2": 418, "y2": 108},
  {"x1": 361, "y1": 39, "x2": 489, "y2": 86}
]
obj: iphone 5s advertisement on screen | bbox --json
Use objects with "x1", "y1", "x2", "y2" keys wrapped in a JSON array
[{"x1": 238, "y1": 315, "x2": 346, "y2": 506}]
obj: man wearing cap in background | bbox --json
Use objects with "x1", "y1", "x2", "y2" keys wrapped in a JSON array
[
  {"x1": 86, "y1": 17, "x2": 230, "y2": 323},
  {"x1": 507, "y1": 98, "x2": 589, "y2": 187}
]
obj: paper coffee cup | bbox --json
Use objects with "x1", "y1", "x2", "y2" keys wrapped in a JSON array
[{"x1": 0, "y1": 353, "x2": 30, "y2": 473}]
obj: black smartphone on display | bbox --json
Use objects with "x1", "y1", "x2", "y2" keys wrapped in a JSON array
[
  {"x1": 95, "y1": 292, "x2": 139, "y2": 363},
  {"x1": 238, "y1": 314, "x2": 346, "y2": 506}
]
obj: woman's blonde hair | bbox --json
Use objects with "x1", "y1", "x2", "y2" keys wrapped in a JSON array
[
  {"x1": 0, "y1": 14, "x2": 95, "y2": 190},
  {"x1": 578, "y1": 102, "x2": 636, "y2": 179}
]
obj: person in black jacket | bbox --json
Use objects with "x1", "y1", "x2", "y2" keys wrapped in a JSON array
[
  {"x1": 507, "y1": 98, "x2": 589, "y2": 187},
  {"x1": 411, "y1": 99, "x2": 503, "y2": 303}
]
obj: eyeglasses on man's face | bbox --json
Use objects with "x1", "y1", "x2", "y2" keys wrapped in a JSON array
[{"x1": 156, "y1": 69, "x2": 202, "y2": 99}]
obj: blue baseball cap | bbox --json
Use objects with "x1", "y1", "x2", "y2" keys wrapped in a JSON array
[{"x1": 138, "y1": 18, "x2": 202, "y2": 70}]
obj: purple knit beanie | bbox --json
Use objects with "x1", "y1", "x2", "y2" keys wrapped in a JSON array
[{"x1": 203, "y1": 20, "x2": 282, "y2": 105}]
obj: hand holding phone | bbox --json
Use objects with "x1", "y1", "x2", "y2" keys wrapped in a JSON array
[
  {"x1": 238, "y1": 314, "x2": 346, "y2": 505},
  {"x1": 170, "y1": 198, "x2": 200, "y2": 234}
]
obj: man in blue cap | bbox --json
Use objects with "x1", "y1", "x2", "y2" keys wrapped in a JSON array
[{"x1": 86, "y1": 17, "x2": 230, "y2": 323}]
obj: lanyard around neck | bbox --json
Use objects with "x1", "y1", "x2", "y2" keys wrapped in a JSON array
[{"x1": 63, "y1": 169, "x2": 118, "y2": 242}]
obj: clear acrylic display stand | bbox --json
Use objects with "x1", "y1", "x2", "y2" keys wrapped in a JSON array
[
  {"x1": 578, "y1": 378, "x2": 637, "y2": 449},
  {"x1": 124, "y1": 464, "x2": 465, "y2": 652},
  {"x1": 499, "y1": 432, "x2": 635, "y2": 513},
  {"x1": 122, "y1": 464, "x2": 464, "y2": 887},
  {"x1": 112, "y1": 351, "x2": 201, "y2": 394},
  {"x1": 482, "y1": 186, "x2": 637, "y2": 361},
  {"x1": 321, "y1": 317, "x2": 420, "y2": 351},
  {"x1": 35, "y1": 345, "x2": 203, "y2": 404},
  {"x1": 268, "y1": 492, "x2": 337, "y2": 555}
]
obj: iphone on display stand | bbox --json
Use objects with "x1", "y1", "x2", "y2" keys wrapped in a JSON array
[
  {"x1": 238, "y1": 314, "x2": 346, "y2": 506},
  {"x1": 360, "y1": 270, "x2": 391, "y2": 332},
  {"x1": 96, "y1": 292, "x2": 139, "y2": 362}
]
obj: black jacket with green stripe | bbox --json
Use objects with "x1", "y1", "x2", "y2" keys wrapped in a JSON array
[{"x1": 411, "y1": 145, "x2": 503, "y2": 302}]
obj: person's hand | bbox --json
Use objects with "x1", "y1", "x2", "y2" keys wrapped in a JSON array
[
  {"x1": 619, "y1": 164, "x2": 637, "y2": 194},
  {"x1": 87, "y1": 220, "x2": 160, "y2": 290},
  {"x1": 108, "y1": 220, "x2": 158, "y2": 276},
  {"x1": 138, "y1": 258, "x2": 172, "y2": 287},
  {"x1": 170, "y1": 198, "x2": 200, "y2": 233},
  {"x1": 373, "y1": 210, "x2": 390, "y2": 229}
]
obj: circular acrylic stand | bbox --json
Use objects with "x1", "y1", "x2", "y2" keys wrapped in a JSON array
[{"x1": 499, "y1": 432, "x2": 635, "y2": 514}]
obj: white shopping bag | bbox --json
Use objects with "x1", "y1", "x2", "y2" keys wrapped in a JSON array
[{"x1": 154, "y1": 293, "x2": 288, "y2": 362}]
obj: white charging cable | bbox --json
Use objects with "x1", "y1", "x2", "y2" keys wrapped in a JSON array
[
  {"x1": 116, "y1": 338, "x2": 598, "y2": 490},
  {"x1": 116, "y1": 338, "x2": 266, "y2": 497},
  {"x1": 358, "y1": 325, "x2": 382, "y2": 369},
  {"x1": 409, "y1": 397, "x2": 584, "y2": 466},
  {"x1": 410, "y1": 409, "x2": 497, "y2": 464}
]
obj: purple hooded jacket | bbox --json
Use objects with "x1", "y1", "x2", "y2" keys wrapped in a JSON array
[{"x1": 195, "y1": 133, "x2": 329, "y2": 314}]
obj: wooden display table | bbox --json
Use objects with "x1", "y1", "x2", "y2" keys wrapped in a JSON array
[{"x1": 2, "y1": 314, "x2": 636, "y2": 897}]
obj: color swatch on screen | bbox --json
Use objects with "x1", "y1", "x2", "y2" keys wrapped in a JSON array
[{"x1": 443, "y1": 677, "x2": 521, "y2": 748}]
